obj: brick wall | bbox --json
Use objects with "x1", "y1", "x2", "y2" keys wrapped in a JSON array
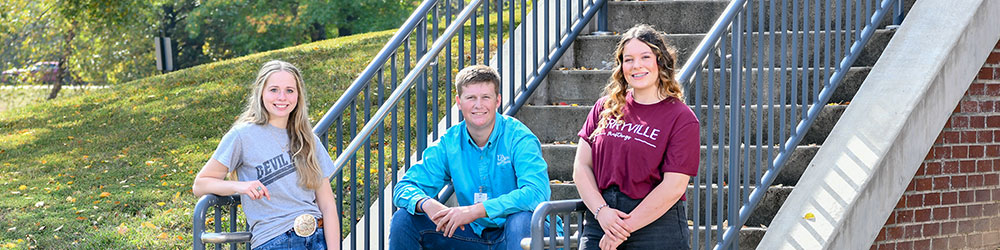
[{"x1": 869, "y1": 39, "x2": 1000, "y2": 250}]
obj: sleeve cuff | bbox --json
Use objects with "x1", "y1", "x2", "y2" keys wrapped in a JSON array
[
  {"x1": 406, "y1": 195, "x2": 430, "y2": 215},
  {"x1": 482, "y1": 199, "x2": 503, "y2": 219}
]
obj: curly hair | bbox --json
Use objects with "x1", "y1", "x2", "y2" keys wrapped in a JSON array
[{"x1": 590, "y1": 24, "x2": 683, "y2": 140}]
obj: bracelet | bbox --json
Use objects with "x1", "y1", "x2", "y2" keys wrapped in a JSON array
[
  {"x1": 594, "y1": 204, "x2": 609, "y2": 215},
  {"x1": 416, "y1": 198, "x2": 429, "y2": 212}
]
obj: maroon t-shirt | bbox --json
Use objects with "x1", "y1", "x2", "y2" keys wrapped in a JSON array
[{"x1": 578, "y1": 92, "x2": 700, "y2": 200}]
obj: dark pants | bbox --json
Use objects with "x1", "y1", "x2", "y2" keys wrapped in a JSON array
[
  {"x1": 388, "y1": 209, "x2": 532, "y2": 250},
  {"x1": 579, "y1": 186, "x2": 690, "y2": 250}
]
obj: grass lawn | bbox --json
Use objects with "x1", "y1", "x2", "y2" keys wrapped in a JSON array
[
  {"x1": 0, "y1": 30, "x2": 395, "y2": 249},
  {"x1": 0, "y1": 86, "x2": 110, "y2": 114}
]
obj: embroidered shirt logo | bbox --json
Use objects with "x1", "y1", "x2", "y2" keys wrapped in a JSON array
[{"x1": 497, "y1": 154, "x2": 511, "y2": 166}]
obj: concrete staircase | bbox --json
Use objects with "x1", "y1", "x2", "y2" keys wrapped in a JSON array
[{"x1": 513, "y1": 0, "x2": 911, "y2": 249}]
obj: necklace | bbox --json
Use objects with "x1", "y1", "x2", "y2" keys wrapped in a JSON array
[{"x1": 266, "y1": 125, "x2": 290, "y2": 154}]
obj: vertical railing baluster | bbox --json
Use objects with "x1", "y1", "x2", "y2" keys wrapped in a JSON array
[
  {"x1": 213, "y1": 206, "x2": 221, "y2": 250},
  {"x1": 349, "y1": 99, "x2": 357, "y2": 249},
  {"x1": 767, "y1": 0, "x2": 777, "y2": 175},
  {"x1": 472, "y1": 1, "x2": 478, "y2": 65},
  {"x1": 376, "y1": 67, "x2": 385, "y2": 250},
  {"x1": 729, "y1": 11, "x2": 742, "y2": 250},
  {"x1": 390, "y1": 54, "x2": 399, "y2": 214},
  {"x1": 447, "y1": 0, "x2": 454, "y2": 128},
  {"x1": 823, "y1": 0, "x2": 832, "y2": 103},
  {"x1": 716, "y1": 28, "x2": 728, "y2": 247},
  {"x1": 780, "y1": 0, "x2": 789, "y2": 156},
  {"x1": 404, "y1": 36, "x2": 412, "y2": 170},
  {"x1": 692, "y1": 56, "x2": 703, "y2": 250},
  {"x1": 484, "y1": 0, "x2": 490, "y2": 64},
  {"x1": 433, "y1": 4, "x2": 440, "y2": 141},
  {"x1": 742, "y1": 1, "x2": 753, "y2": 223},
  {"x1": 521, "y1": 0, "x2": 527, "y2": 96},
  {"x1": 363, "y1": 82, "x2": 372, "y2": 250},
  {"x1": 417, "y1": 19, "x2": 428, "y2": 158},
  {"x1": 497, "y1": 0, "x2": 504, "y2": 113},
  {"x1": 756, "y1": 0, "x2": 766, "y2": 189},
  {"x1": 508, "y1": 0, "x2": 515, "y2": 109},
  {"x1": 336, "y1": 117, "x2": 345, "y2": 226},
  {"x1": 705, "y1": 47, "x2": 717, "y2": 250},
  {"x1": 229, "y1": 204, "x2": 237, "y2": 250}
]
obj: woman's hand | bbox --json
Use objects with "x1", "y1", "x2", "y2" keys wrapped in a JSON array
[
  {"x1": 599, "y1": 233, "x2": 626, "y2": 250},
  {"x1": 596, "y1": 207, "x2": 632, "y2": 241},
  {"x1": 234, "y1": 180, "x2": 270, "y2": 200}
]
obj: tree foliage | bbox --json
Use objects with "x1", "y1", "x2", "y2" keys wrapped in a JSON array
[{"x1": 0, "y1": 0, "x2": 415, "y2": 88}]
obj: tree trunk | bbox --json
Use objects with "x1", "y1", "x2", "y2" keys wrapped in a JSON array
[
  {"x1": 48, "y1": 21, "x2": 75, "y2": 100},
  {"x1": 310, "y1": 22, "x2": 326, "y2": 42}
]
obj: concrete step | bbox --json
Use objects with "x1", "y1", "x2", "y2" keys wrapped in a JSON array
[
  {"x1": 517, "y1": 104, "x2": 846, "y2": 146},
  {"x1": 545, "y1": 67, "x2": 869, "y2": 105},
  {"x1": 542, "y1": 144, "x2": 818, "y2": 186},
  {"x1": 572, "y1": 30, "x2": 893, "y2": 70},
  {"x1": 548, "y1": 183, "x2": 792, "y2": 227},
  {"x1": 605, "y1": 0, "x2": 914, "y2": 34}
]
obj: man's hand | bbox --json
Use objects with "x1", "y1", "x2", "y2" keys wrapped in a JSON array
[
  {"x1": 430, "y1": 203, "x2": 486, "y2": 237},
  {"x1": 599, "y1": 233, "x2": 626, "y2": 250}
]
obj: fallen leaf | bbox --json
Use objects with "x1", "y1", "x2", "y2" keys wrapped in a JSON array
[
  {"x1": 116, "y1": 223, "x2": 129, "y2": 235},
  {"x1": 18, "y1": 185, "x2": 26, "y2": 190},
  {"x1": 803, "y1": 212, "x2": 815, "y2": 220},
  {"x1": 76, "y1": 217, "x2": 86, "y2": 220},
  {"x1": 99, "y1": 192, "x2": 111, "y2": 198},
  {"x1": 142, "y1": 222, "x2": 157, "y2": 230},
  {"x1": 156, "y1": 233, "x2": 169, "y2": 239},
  {"x1": 157, "y1": 202, "x2": 166, "y2": 206},
  {"x1": 66, "y1": 196, "x2": 76, "y2": 203}
]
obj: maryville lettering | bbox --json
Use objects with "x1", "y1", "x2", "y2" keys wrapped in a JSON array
[
  {"x1": 602, "y1": 118, "x2": 661, "y2": 148},
  {"x1": 256, "y1": 153, "x2": 295, "y2": 186}
]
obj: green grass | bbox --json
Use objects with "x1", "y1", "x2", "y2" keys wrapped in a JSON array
[
  {"x1": 0, "y1": 30, "x2": 395, "y2": 249},
  {"x1": 0, "y1": 86, "x2": 110, "y2": 114}
]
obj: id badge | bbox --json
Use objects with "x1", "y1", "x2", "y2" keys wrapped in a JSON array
[{"x1": 474, "y1": 192, "x2": 488, "y2": 204}]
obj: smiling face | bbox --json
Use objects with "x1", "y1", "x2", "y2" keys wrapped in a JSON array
[
  {"x1": 456, "y1": 81, "x2": 501, "y2": 132},
  {"x1": 621, "y1": 38, "x2": 660, "y2": 93},
  {"x1": 262, "y1": 71, "x2": 299, "y2": 126}
]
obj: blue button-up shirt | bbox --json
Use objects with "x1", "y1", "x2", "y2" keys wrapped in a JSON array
[{"x1": 392, "y1": 112, "x2": 551, "y2": 236}]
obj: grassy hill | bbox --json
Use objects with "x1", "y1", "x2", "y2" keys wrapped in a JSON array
[{"x1": 0, "y1": 30, "x2": 395, "y2": 249}]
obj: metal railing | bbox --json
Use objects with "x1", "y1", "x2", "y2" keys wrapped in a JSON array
[
  {"x1": 527, "y1": 0, "x2": 906, "y2": 250},
  {"x1": 193, "y1": 0, "x2": 611, "y2": 249}
]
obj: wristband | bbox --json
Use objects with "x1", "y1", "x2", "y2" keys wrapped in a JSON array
[
  {"x1": 416, "y1": 198, "x2": 429, "y2": 213},
  {"x1": 595, "y1": 204, "x2": 609, "y2": 215}
]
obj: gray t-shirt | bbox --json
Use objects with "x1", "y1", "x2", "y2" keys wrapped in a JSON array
[{"x1": 211, "y1": 123, "x2": 335, "y2": 248}]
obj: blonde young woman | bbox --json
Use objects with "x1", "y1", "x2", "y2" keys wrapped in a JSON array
[
  {"x1": 193, "y1": 60, "x2": 340, "y2": 250},
  {"x1": 574, "y1": 24, "x2": 700, "y2": 250}
]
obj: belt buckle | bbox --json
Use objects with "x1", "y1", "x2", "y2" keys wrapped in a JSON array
[{"x1": 293, "y1": 214, "x2": 317, "y2": 237}]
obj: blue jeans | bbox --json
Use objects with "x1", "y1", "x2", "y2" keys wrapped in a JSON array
[
  {"x1": 579, "y1": 186, "x2": 690, "y2": 250},
  {"x1": 254, "y1": 228, "x2": 326, "y2": 250},
  {"x1": 388, "y1": 209, "x2": 533, "y2": 250}
]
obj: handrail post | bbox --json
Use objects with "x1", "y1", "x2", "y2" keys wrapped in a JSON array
[{"x1": 596, "y1": 2, "x2": 608, "y2": 34}]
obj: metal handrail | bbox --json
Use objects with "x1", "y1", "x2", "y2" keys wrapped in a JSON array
[
  {"x1": 312, "y1": 0, "x2": 439, "y2": 140},
  {"x1": 668, "y1": 0, "x2": 905, "y2": 249},
  {"x1": 192, "y1": 194, "x2": 245, "y2": 250}
]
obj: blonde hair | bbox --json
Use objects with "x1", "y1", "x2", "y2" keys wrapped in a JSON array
[
  {"x1": 454, "y1": 65, "x2": 500, "y2": 96},
  {"x1": 231, "y1": 60, "x2": 324, "y2": 190},
  {"x1": 590, "y1": 24, "x2": 683, "y2": 140}
]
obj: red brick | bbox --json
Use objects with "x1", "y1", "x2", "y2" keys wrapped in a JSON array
[
  {"x1": 978, "y1": 130, "x2": 994, "y2": 143},
  {"x1": 933, "y1": 207, "x2": 949, "y2": 220},
  {"x1": 979, "y1": 68, "x2": 994, "y2": 80},
  {"x1": 907, "y1": 179, "x2": 916, "y2": 191},
  {"x1": 996, "y1": 130, "x2": 1000, "y2": 144},
  {"x1": 905, "y1": 224, "x2": 923, "y2": 238},
  {"x1": 943, "y1": 161, "x2": 960, "y2": 174},
  {"x1": 978, "y1": 159, "x2": 994, "y2": 172},
  {"x1": 975, "y1": 189, "x2": 990, "y2": 202},
  {"x1": 987, "y1": 84, "x2": 1000, "y2": 95},
  {"x1": 932, "y1": 237, "x2": 949, "y2": 249},
  {"x1": 960, "y1": 160, "x2": 977, "y2": 172},
  {"x1": 954, "y1": 116, "x2": 970, "y2": 128},
  {"x1": 970, "y1": 115, "x2": 986, "y2": 128},
  {"x1": 988, "y1": 52, "x2": 1000, "y2": 64},
  {"x1": 959, "y1": 220, "x2": 976, "y2": 233},
  {"x1": 936, "y1": 146, "x2": 953, "y2": 159},
  {"x1": 875, "y1": 228, "x2": 887, "y2": 242},
  {"x1": 986, "y1": 203, "x2": 1000, "y2": 216},
  {"x1": 952, "y1": 145, "x2": 969, "y2": 158},
  {"x1": 907, "y1": 194, "x2": 923, "y2": 207},
  {"x1": 961, "y1": 131, "x2": 977, "y2": 143},
  {"x1": 878, "y1": 242, "x2": 895, "y2": 250},
  {"x1": 924, "y1": 193, "x2": 941, "y2": 206},
  {"x1": 994, "y1": 189, "x2": 1000, "y2": 200},
  {"x1": 887, "y1": 226, "x2": 904, "y2": 240},
  {"x1": 914, "y1": 178, "x2": 931, "y2": 191},
  {"x1": 985, "y1": 173, "x2": 998, "y2": 186},
  {"x1": 941, "y1": 221, "x2": 958, "y2": 234},
  {"x1": 968, "y1": 174, "x2": 983, "y2": 187},
  {"x1": 995, "y1": 40, "x2": 1000, "y2": 49},
  {"x1": 968, "y1": 146, "x2": 984, "y2": 158},
  {"x1": 897, "y1": 240, "x2": 914, "y2": 249},
  {"x1": 869, "y1": 244, "x2": 877, "y2": 250},
  {"x1": 969, "y1": 83, "x2": 988, "y2": 95},
  {"x1": 953, "y1": 175, "x2": 968, "y2": 188},
  {"x1": 960, "y1": 190, "x2": 975, "y2": 203},
  {"x1": 968, "y1": 204, "x2": 984, "y2": 217},
  {"x1": 986, "y1": 232, "x2": 1000, "y2": 247},
  {"x1": 989, "y1": 115, "x2": 1000, "y2": 127},
  {"x1": 915, "y1": 209, "x2": 931, "y2": 222},
  {"x1": 933, "y1": 177, "x2": 951, "y2": 190},
  {"x1": 986, "y1": 145, "x2": 1000, "y2": 157},
  {"x1": 913, "y1": 239, "x2": 931, "y2": 250},
  {"x1": 968, "y1": 232, "x2": 982, "y2": 247},
  {"x1": 916, "y1": 164, "x2": 927, "y2": 175},
  {"x1": 963, "y1": 101, "x2": 981, "y2": 113},
  {"x1": 897, "y1": 210, "x2": 914, "y2": 223},
  {"x1": 950, "y1": 235, "x2": 966, "y2": 249},
  {"x1": 980, "y1": 100, "x2": 995, "y2": 112},
  {"x1": 953, "y1": 206, "x2": 968, "y2": 219},
  {"x1": 942, "y1": 191, "x2": 958, "y2": 205},
  {"x1": 926, "y1": 162, "x2": 942, "y2": 175}
]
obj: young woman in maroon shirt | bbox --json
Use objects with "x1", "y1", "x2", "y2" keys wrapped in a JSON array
[{"x1": 574, "y1": 24, "x2": 700, "y2": 250}]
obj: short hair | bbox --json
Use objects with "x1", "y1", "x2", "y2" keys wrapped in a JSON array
[{"x1": 454, "y1": 65, "x2": 500, "y2": 96}]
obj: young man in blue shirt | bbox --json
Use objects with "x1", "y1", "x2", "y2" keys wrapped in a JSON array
[{"x1": 389, "y1": 65, "x2": 551, "y2": 250}]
